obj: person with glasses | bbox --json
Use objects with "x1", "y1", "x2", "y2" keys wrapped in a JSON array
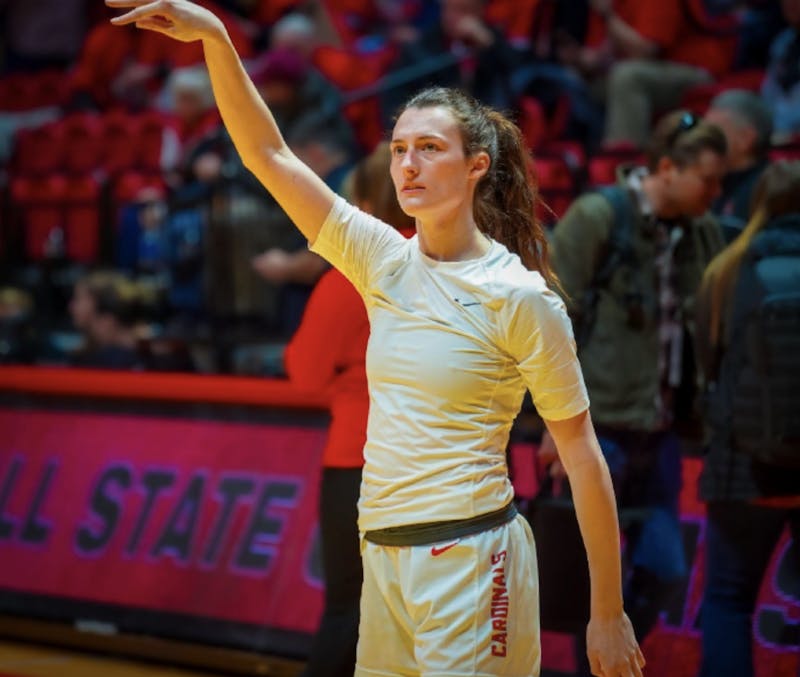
[{"x1": 544, "y1": 109, "x2": 728, "y2": 643}]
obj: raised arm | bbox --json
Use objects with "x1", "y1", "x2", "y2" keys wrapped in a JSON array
[
  {"x1": 544, "y1": 410, "x2": 646, "y2": 677},
  {"x1": 106, "y1": 0, "x2": 337, "y2": 245}
]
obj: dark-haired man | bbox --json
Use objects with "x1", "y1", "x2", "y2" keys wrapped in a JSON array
[{"x1": 546, "y1": 110, "x2": 727, "y2": 643}]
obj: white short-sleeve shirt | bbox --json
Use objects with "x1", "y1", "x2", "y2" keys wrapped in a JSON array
[{"x1": 311, "y1": 197, "x2": 589, "y2": 531}]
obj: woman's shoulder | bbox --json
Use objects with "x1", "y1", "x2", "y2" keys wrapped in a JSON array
[
  {"x1": 330, "y1": 197, "x2": 410, "y2": 245},
  {"x1": 486, "y1": 244, "x2": 567, "y2": 319},
  {"x1": 487, "y1": 242, "x2": 551, "y2": 296}
]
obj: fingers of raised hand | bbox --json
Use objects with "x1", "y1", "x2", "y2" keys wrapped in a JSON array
[
  {"x1": 590, "y1": 649, "x2": 646, "y2": 677},
  {"x1": 107, "y1": 0, "x2": 182, "y2": 26},
  {"x1": 108, "y1": 1, "x2": 163, "y2": 26},
  {"x1": 636, "y1": 645, "x2": 646, "y2": 668},
  {"x1": 105, "y1": 0, "x2": 157, "y2": 7}
]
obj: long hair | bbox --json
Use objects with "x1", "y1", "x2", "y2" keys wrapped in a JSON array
[
  {"x1": 397, "y1": 87, "x2": 557, "y2": 287},
  {"x1": 702, "y1": 161, "x2": 800, "y2": 351}
]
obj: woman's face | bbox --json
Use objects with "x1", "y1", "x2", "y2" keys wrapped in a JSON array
[
  {"x1": 389, "y1": 105, "x2": 485, "y2": 223},
  {"x1": 69, "y1": 282, "x2": 96, "y2": 331}
]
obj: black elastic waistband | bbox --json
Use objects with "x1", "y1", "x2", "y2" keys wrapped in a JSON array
[{"x1": 363, "y1": 502, "x2": 518, "y2": 546}]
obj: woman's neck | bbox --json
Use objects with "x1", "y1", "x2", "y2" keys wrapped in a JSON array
[{"x1": 416, "y1": 209, "x2": 491, "y2": 262}]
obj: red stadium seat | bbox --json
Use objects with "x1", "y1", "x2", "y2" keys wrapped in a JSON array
[
  {"x1": 532, "y1": 154, "x2": 576, "y2": 226},
  {"x1": 252, "y1": 0, "x2": 303, "y2": 25},
  {"x1": 0, "y1": 75, "x2": 33, "y2": 112},
  {"x1": 532, "y1": 155, "x2": 574, "y2": 192},
  {"x1": 312, "y1": 44, "x2": 390, "y2": 90},
  {"x1": 63, "y1": 175, "x2": 102, "y2": 263},
  {"x1": 10, "y1": 175, "x2": 67, "y2": 261},
  {"x1": 12, "y1": 124, "x2": 64, "y2": 175},
  {"x1": 486, "y1": 0, "x2": 540, "y2": 42},
  {"x1": 102, "y1": 112, "x2": 143, "y2": 175},
  {"x1": 34, "y1": 69, "x2": 70, "y2": 109},
  {"x1": 769, "y1": 142, "x2": 800, "y2": 162},
  {"x1": 539, "y1": 140, "x2": 587, "y2": 173},
  {"x1": 112, "y1": 170, "x2": 166, "y2": 204},
  {"x1": 587, "y1": 146, "x2": 644, "y2": 187},
  {"x1": 519, "y1": 96, "x2": 547, "y2": 152},
  {"x1": 137, "y1": 112, "x2": 168, "y2": 172},
  {"x1": 58, "y1": 113, "x2": 104, "y2": 174},
  {"x1": 680, "y1": 69, "x2": 765, "y2": 115},
  {"x1": 312, "y1": 45, "x2": 392, "y2": 150},
  {"x1": 11, "y1": 174, "x2": 102, "y2": 263}
]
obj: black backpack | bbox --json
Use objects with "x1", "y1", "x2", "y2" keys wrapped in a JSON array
[
  {"x1": 573, "y1": 185, "x2": 640, "y2": 348},
  {"x1": 725, "y1": 219, "x2": 800, "y2": 467}
]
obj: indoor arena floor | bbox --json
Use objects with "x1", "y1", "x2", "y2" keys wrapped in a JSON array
[
  {"x1": 0, "y1": 640, "x2": 221, "y2": 677},
  {"x1": 0, "y1": 639, "x2": 305, "y2": 677}
]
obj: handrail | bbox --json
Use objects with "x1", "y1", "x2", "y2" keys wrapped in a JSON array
[{"x1": 0, "y1": 366, "x2": 329, "y2": 410}]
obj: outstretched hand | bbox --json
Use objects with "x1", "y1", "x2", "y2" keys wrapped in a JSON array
[
  {"x1": 587, "y1": 612, "x2": 646, "y2": 676},
  {"x1": 106, "y1": 0, "x2": 226, "y2": 42}
]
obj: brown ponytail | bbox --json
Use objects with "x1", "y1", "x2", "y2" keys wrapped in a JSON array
[{"x1": 398, "y1": 87, "x2": 559, "y2": 288}]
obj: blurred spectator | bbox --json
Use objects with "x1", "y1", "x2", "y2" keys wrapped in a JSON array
[
  {"x1": 0, "y1": 0, "x2": 88, "y2": 73},
  {"x1": 241, "y1": 0, "x2": 341, "y2": 49},
  {"x1": 379, "y1": 0, "x2": 526, "y2": 126},
  {"x1": 601, "y1": 0, "x2": 738, "y2": 148},
  {"x1": 733, "y1": 0, "x2": 789, "y2": 70},
  {"x1": 68, "y1": 1, "x2": 252, "y2": 110},
  {"x1": 68, "y1": 269, "x2": 194, "y2": 371},
  {"x1": 116, "y1": 187, "x2": 171, "y2": 277},
  {"x1": 250, "y1": 46, "x2": 351, "y2": 143},
  {"x1": 694, "y1": 160, "x2": 800, "y2": 677},
  {"x1": 761, "y1": 0, "x2": 800, "y2": 140},
  {"x1": 160, "y1": 65, "x2": 222, "y2": 193},
  {"x1": 67, "y1": 19, "x2": 151, "y2": 110},
  {"x1": 548, "y1": 110, "x2": 727, "y2": 642},
  {"x1": 705, "y1": 89, "x2": 773, "y2": 242},
  {"x1": 511, "y1": 0, "x2": 605, "y2": 151},
  {"x1": 68, "y1": 270, "x2": 146, "y2": 369},
  {"x1": 268, "y1": 8, "x2": 341, "y2": 55},
  {"x1": 283, "y1": 141, "x2": 413, "y2": 677},
  {"x1": 287, "y1": 112, "x2": 356, "y2": 193},
  {"x1": 269, "y1": 11, "x2": 323, "y2": 57},
  {"x1": 251, "y1": 112, "x2": 357, "y2": 336},
  {"x1": 0, "y1": 287, "x2": 37, "y2": 364}
]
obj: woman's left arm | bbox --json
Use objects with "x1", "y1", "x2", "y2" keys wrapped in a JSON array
[{"x1": 544, "y1": 409, "x2": 646, "y2": 677}]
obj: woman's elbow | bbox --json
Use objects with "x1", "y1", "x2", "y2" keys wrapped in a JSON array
[{"x1": 561, "y1": 442, "x2": 606, "y2": 479}]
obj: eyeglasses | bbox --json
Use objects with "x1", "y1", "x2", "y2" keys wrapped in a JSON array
[{"x1": 666, "y1": 112, "x2": 699, "y2": 149}]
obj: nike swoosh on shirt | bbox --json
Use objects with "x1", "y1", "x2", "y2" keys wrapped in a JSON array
[
  {"x1": 430, "y1": 541, "x2": 460, "y2": 556},
  {"x1": 454, "y1": 298, "x2": 481, "y2": 307}
]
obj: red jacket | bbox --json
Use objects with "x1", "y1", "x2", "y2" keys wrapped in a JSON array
[{"x1": 284, "y1": 268, "x2": 369, "y2": 468}]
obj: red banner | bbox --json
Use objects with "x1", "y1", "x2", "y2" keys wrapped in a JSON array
[
  {"x1": 1, "y1": 406, "x2": 797, "y2": 675},
  {"x1": 0, "y1": 408, "x2": 326, "y2": 633}
]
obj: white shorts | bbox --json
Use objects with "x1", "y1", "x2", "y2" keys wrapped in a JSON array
[{"x1": 356, "y1": 514, "x2": 540, "y2": 676}]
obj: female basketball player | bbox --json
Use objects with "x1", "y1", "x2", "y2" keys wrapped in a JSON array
[{"x1": 107, "y1": 2, "x2": 645, "y2": 674}]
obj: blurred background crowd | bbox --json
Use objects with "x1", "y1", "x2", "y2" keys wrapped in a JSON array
[{"x1": 0, "y1": 0, "x2": 798, "y2": 375}]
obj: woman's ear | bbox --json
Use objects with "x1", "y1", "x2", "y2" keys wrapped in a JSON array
[{"x1": 469, "y1": 151, "x2": 491, "y2": 180}]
